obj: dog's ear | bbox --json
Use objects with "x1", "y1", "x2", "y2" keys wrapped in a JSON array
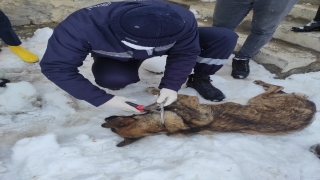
[
  {"x1": 116, "y1": 137, "x2": 142, "y2": 147},
  {"x1": 104, "y1": 116, "x2": 120, "y2": 122},
  {"x1": 102, "y1": 117, "x2": 136, "y2": 128}
]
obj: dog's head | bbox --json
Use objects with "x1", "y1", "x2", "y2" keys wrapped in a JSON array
[
  {"x1": 102, "y1": 87, "x2": 202, "y2": 147},
  {"x1": 102, "y1": 104, "x2": 168, "y2": 147}
]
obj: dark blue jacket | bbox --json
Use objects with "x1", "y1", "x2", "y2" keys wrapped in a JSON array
[{"x1": 40, "y1": 1, "x2": 200, "y2": 107}]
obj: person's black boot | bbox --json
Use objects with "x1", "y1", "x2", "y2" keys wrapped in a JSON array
[
  {"x1": 231, "y1": 58, "x2": 250, "y2": 79},
  {"x1": 186, "y1": 74, "x2": 225, "y2": 102},
  {"x1": 291, "y1": 20, "x2": 320, "y2": 32},
  {"x1": 0, "y1": 78, "x2": 10, "y2": 87},
  {"x1": 310, "y1": 144, "x2": 320, "y2": 159}
]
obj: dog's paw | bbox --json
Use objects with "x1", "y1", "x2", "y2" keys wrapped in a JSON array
[
  {"x1": 253, "y1": 80, "x2": 266, "y2": 85},
  {"x1": 116, "y1": 138, "x2": 142, "y2": 147},
  {"x1": 146, "y1": 87, "x2": 160, "y2": 95}
]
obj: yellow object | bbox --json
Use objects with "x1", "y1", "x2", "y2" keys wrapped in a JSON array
[{"x1": 8, "y1": 45, "x2": 39, "y2": 63}]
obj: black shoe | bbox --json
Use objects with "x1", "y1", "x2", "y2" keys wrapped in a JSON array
[
  {"x1": 291, "y1": 20, "x2": 320, "y2": 32},
  {"x1": 232, "y1": 58, "x2": 250, "y2": 79},
  {"x1": 0, "y1": 78, "x2": 10, "y2": 87},
  {"x1": 186, "y1": 74, "x2": 225, "y2": 102},
  {"x1": 310, "y1": 144, "x2": 320, "y2": 159}
]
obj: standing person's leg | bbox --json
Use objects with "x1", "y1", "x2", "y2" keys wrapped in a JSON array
[
  {"x1": 213, "y1": 0, "x2": 253, "y2": 30},
  {"x1": 232, "y1": 0, "x2": 299, "y2": 79},
  {"x1": 0, "y1": 11, "x2": 17, "y2": 86},
  {"x1": 0, "y1": 10, "x2": 38, "y2": 63},
  {"x1": 187, "y1": 27, "x2": 238, "y2": 101},
  {"x1": 92, "y1": 57, "x2": 144, "y2": 90},
  {"x1": 314, "y1": 5, "x2": 320, "y2": 21},
  {"x1": 212, "y1": 0, "x2": 253, "y2": 79},
  {"x1": 0, "y1": 10, "x2": 21, "y2": 46},
  {"x1": 291, "y1": 5, "x2": 320, "y2": 32},
  {"x1": 237, "y1": 0, "x2": 299, "y2": 59}
]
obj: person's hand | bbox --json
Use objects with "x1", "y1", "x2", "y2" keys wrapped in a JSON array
[
  {"x1": 157, "y1": 88, "x2": 177, "y2": 106},
  {"x1": 104, "y1": 96, "x2": 141, "y2": 113}
]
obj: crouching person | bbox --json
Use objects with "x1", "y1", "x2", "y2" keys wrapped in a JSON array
[{"x1": 40, "y1": 0, "x2": 238, "y2": 112}]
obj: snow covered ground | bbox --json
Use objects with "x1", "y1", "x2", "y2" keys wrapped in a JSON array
[{"x1": 0, "y1": 28, "x2": 320, "y2": 180}]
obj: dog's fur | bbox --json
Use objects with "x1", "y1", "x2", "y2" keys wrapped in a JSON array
[{"x1": 102, "y1": 80, "x2": 317, "y2": 147}]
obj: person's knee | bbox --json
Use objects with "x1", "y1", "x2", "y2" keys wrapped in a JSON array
[
  {"x1": 199, "y1": 27, "x2": 238, "y2": 41},
  {"x1": 223, "y1": 29, "x2": 238, "y2": 46},
  {"x1": 213, "y1": 21, "x2": 236, "y2": 31},
  {"x1": 95, "y1": 79, "x2": 130, "y2": 90},
  {"x1": 213, "y1": 27, "x2": 238, "y2": 49},
  {"x1": 95, "y1": 75, "x2": 138, "y2": 90}
]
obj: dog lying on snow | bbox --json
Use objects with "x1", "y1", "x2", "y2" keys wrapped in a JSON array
[{"x1": 102, "y1": 80, "x2": 316, "y2": 147}]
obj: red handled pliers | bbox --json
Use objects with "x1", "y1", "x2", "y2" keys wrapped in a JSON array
[{"x1": 125, "y1": 102, "x2": 145, "y2": 112}]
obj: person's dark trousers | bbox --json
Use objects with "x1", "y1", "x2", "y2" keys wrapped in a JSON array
[
  {"x1": 187, "y1": 27, "x2": 238, "y2": 101},
  {"x1": 194, "y1": 27, "x2": 238, "y2": 75},
  {"x1": 0, "y1": 10, "x2": 21, "y2": 46},
  {"x1": 92, "y1": 27, "x2": 238, "y2": 92},
  {"x1": 92, "y1": 57, "x2": 144, "y2": 90}
]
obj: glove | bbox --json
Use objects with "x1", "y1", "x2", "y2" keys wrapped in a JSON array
[
  {"x1": 157, "y1": 88, "x2": 177, "y2": 106},
  {"x1": 103, "y1": 96, "x2": 140, "y2": 113}
]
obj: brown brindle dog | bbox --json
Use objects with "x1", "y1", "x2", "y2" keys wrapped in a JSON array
[{"x1": 102, "y1": 80, "x2": 317, "y2": 147}]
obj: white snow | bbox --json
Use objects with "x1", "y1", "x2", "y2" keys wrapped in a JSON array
[
  {"x1": 141, "y1": 55, "x2": 167, "y2": 73},
  {"x1": 121, "y1": 40, "x2": 155, "y2": 50},
  {"x1": 0, "y1": 82, "x2": 40, "y2": 114},
  {"x1": 0, "y1": 28, "x2": 320, "y2": 180}
]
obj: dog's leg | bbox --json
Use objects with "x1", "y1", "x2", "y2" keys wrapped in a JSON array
[
  {"x1": 254, "y1": 80, "x2": 281, "y2": 91},
  {"x1": 248, "y1": 82, "x2": 285, "y2": 105},
  {"x1": 253, "y1": 80, "x2": 284, "y2": 98},
  {"x1": 116, "y1": 137, "x2": 142, "y2": 147},
  {"x1": 260, "y1": 85, "x2": 284, "y2": 99}
]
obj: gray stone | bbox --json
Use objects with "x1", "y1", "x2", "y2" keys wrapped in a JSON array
[{"x1": 0, "y1": 0, "x2": 108, "y2": 26}]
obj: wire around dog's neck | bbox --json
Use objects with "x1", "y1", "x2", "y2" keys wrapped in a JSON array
[{"x1": 159, "y1": 103, "x2": 165, "y2": 126}]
